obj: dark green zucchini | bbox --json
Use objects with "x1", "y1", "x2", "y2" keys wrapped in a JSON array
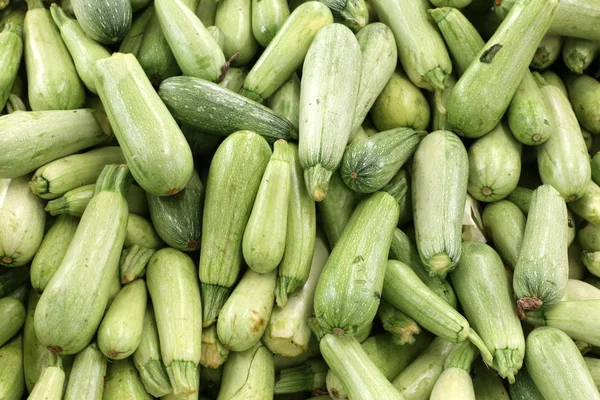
[{"x1": 70, "y1": 0, "x2": 132, "y2": 44}]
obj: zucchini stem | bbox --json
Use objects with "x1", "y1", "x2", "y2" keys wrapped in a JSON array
[{"x1": 467, "y1": 330, "x2": 494, "y2": 366}]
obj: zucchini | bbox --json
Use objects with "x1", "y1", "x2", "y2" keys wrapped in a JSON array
[
  {"x1": 507, "y1": 186, "x2": 533, "y2": 215},
  {"x1": 103, "y1": 357, "x2": 152, "y2": 400},
  {"x1": 537, "y1": 84, "x2": 591, "y2": 202},
  {"x1": 275, "y1": 143, "x2": 316, "y2": 306},
  {"x1": 34, "y1": 165, "x2": 132, "y2": 355},
  {"x1": 0, "y1": 296, "x2": 25, "y2": 348},
  {"x1": 200, "y1": 366, "x2": 223, "y2": 399},
  {"x1": 508, "y1": 366, "x2": 544, "y2": 400},
  {"x1": 377, "y1": 300, "x2": 420, "y2": 345},
  {"x1": 431, "y1": 0, "x2": 472, "y2": 7},
  {"x1": 0, "y1": 176, "x2": 46, "y2": 267},
  {"x1": 70, "y1": 0, "x2": 132, "y2": 44},
  {"x1": 243, "y1": 140, "x2": 292, "y2": 273},
  {"x1": 28, "y1": 364, "x2": 65, "y2": 400},
  {"x1": 578, "y1": 220, "x2": 600, "y2": 252},
  {"x1": 594, "y1": 153, "x2": 600, "y2": 185},
  {"x1": 208, "y1": 25, "x2": 226, "y2": 50},
  {"x1": 196, "y1": 0, "x2": 217, "y2": 26},
  {"x1": 565, "y1": 73, "x2": 600, "y2": 135},
  {"x1": 313, "y1": 191, "x2": 399, "y2": 336},
  {"x1": 217, "y1": 269, "x2": 277, "y2": 351},
  {"x1": 147, "y1": 248, "x2": 202, "y2": 397},
  {"x1": 450, "y1": 241, "x2": 525, "y2": 382},
  {"x1": 569, "y1": 181, "x2": 600, "y2": 225},
  {"x1": 481, "y1": 200, "x2": 525, "y2": 269},
  {"x1": 412, "y1": 130, "x2": 469, "y2": 276},
  {"x1": 0, "y1": 335, "x2": 24, "y2": 400},
  {"x1": 125, "y1": 215, "x2": 164, "y2": 249},
  {"x1": 214, "y1": 0, "x2": 258, "y2": 66},
  {"x1": 526, "y1": 327, "x2": 600, "y2": 400},
  {"x1": 199, "y1": 131, "x2": 271, "y2": 326},
  {"x1": 268, "y1": 73, "x2": 300, "y2": 130},
  {"x1": 513, "y1": 184, "x2": 569, "y2": 319},
  {"x1": 562, "y1": 38, "x2": 600, "y2": 74},
  {"x1": 131, "y1": 0, "x2": 151, "y2": 12},
  {"x1": 30, "y1": 146, "x2": 125, "y2": 200},
  {"x1": 382, "y1": 168, "x2": 412, "y2": 227},
  {"x1": 531, "y1": 35, "x2": 563, "y2": 70},
  {"x1": 119, "y1": 245, "x2": 154, "y2": 284},
  {"x1": 471, "y1": 358, "x2": 510, "y2": 400},
  {"x1": 49, "y1": 4, "x2": 111, "y2": 94},
  {"x1": 586, "y1": 358, "x2": 600, "y2": 391},
  {"x1": 569, "y1": 242, "x2": 588, "y2": 280},
  {"x1": 467, "y1": 122, "x2": 522, "y2": 202},
  {"x1": 446, "y1": 0, "x2": 559, "y2": 138},
  {"x1": 95, "y1": 53, "x2": 194, "y2": 196},
  {"x1": 63, "y1": 343, "x2": 106, "y2": 400},
  {"x1": 274, "y1": 358, "x2": 328, "y2": 395},
  {"x1": 299, "y1": 23, "x2": 361, "y2": 201},
  {"x1": 0, "y1": 10, "x2": 23, "y2": 112},
  {"x1": 251, "y1": 0, "x2": 290, "y2": 47},
  {"x1": 200, "y1": 325, "x2": 229, "y2": 369},
  {"x1": 0, "y1": 267, "x2": 30, "y2": 298},
  {"x1": 369, "y1": 70, "x2": 430, "y2": 132},
  {"x1": 118, "y1": 5, "x2": 153, "y2": 55},
  {"x1": 430, "y1": 74, "x2": 456, "y2": 132},
  {"x1": 147, "y1": 169, "x2": 204, "y2": 252},
  {"x1": 539, "y1": 70, "x2": 568, "y2": 97},
  {"x1": 565, "y1": 279, "x2": 600, "y2": 301},
  {"x1": 24, "y1": 0, "x2": 85, "y2": 111},
  {"x1": 583, "y1": 251, "x2": 600, "y2": 277},
  {"x1": 155, "y1": 0, "x2": 226, "y2": 82},
  {"x1": 159, "y1": 76, "x2": 298, "y2": 142},
  {"x1": 181, "y1": 125, "x2": 225, "y2": 157},
  {"x1": 430, "y1": 341, "x2": 477, "y2": 400}
]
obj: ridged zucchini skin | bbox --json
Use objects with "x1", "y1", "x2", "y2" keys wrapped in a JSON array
[
  {"x1": 147, "y1": 248, "x2": 202, "y2": 397},
  {"x1": 95, "y1": 53, "x2": 194, "y2": 196},
  {"x1": 446, "y1": 0, "x2": 559, "y2": 137},
  {"x1": 526, "y1": 327, "x2": 600, "y2": 400},
  {"x1": 341, "y1": 127, "x2": 425, "y2": 193},
  {"x1": 531, "y1": 35, "x2": 563, "y2": 70},
  {"x1": 241, "y1": 1, "x2": 333, "y2": 103},
  {"x1": 313, "y1": 192, "x2": 399, "y2": 336},
  {"x1": 159, "y1": 76, "x2": 298, "y2": 143},
  {"x1": 412, "y1": 130, "x2": 469, "y2": 276},
  {"x1": 0, "y1": 296, "x2": 25, "y2": 348},
  {"x1": 0, "y1": 335, "x2": 24, "y2": 400},
  {"x1": 482, "y1": 200, "x2": 525, "y2": 269},
  {"x1": 562, "y1": 38, "x2": 600, "y2": 74},
  {"x1": 299, "y1": 23, "x2": 361, "y2": 201},
  {"x1": 103, "y1": 357, "x2": 152, "y2": 400},
  {"x1": 467, "y1": 122, "x2": 521, "y2": 202},
  {"x1": 70, "y1": 0, "x2": 132, "y2": 44},
  {"x1": 251, "y1": 0, "x2": 289, "y2": 47},
  {"x1": 537, "y1": 84, "x2": 591, "y2": 202},
  {"x1": 63, "y1": 343, "x2": 107, "y2": 400},
  {"x1": 0, "y1": 14, "x2": 23, "y2": 112},
  {"x1": 34, "y1": 165, "x2": 132, "y2": 355},
  {"x1": 214, "y1": 0, "x2": 258, "y2": 66},
  {"x1": 450, "y1": 242, "x2": 525, "y2": 382},
  {"x1": 0, "y1": 176, "x2": 46, "y2": 267},
  {"x1": 565, "y1": 73, "x2": 600, "y2": 135},
  {"x1": 513, "y1": 184, "x2": 569, "y2": 319},
  {"x1": 199, "y1": 131, "x2": 271, "y2": 327},
  {"x1": 0, "y1": 109, "x2": 110, "y2": 179}
]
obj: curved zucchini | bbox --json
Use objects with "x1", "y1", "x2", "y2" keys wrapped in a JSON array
[
  {"x1": 214, "y1": 0, "x2": 258, "y2": 66},
  {"x1": 0, "y1": 175, "x2": 46, "y2": 267},
  {"x1": 103, "y1": 357, "x2": 152, "y2": 400},
  {"x1": 63, "y1": 343, "x2": 107, "y2": 400},
  {"x1": 70, "y1": 0, "x2": 132, "y2": 44},
  {"x1": 531, "y1": 35, "x2": 563, "y2": 70},
  {"x1": 482, "y1": 200, "x2": 525, "y2": 269},
  {"x1": 562, "y1": 38, "x2": 600, "y2": 74},
  {"x1": 299, "y1": 23, "x2": 361, "y2": 201},
  {"x1": 0, "y1": 296, "x2": 25, "y2": 348},
  {"x1": 34, "y1": 165, "x2": 132, "y2": 355},
  {"x1": 268, "y1": 73, "x2": 301, "y2": 130},
  {"x1": 95, "y1": 53, "x2": 194, "y2": 196},
  {"x1": 412, "y1": 130, "x2": 469, "y2": 276},
  {"x1": 0, "y1": 11, "x2": 23, "y2": 112},
  {"x1": 565, "y1": 73, "x2": 600, "y2": 135},
  {"x1": 251, "y1": 0, "x2": 289, "y2": 47},
  {"x1": 0, "y1": 335, "x2": 25, "y2": 400}
]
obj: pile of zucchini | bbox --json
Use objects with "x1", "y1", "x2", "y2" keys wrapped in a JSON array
[{"x1": 2, "y1": 0, "x2": 600, "y2": 398}]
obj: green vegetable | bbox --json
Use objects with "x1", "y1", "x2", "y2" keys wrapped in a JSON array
[
  {"x1": 481, "y1": 200, "x2": 525, "y2": 269},
  {"x1": 0, "y1": 335, "x2": 24, "y2": 400},
  {"x1": 274, "y1": 358, "x2": 328, "y2": 395},
  {"x1": 196, "y1": 0, "x2": 217, "y2": 26},
  {"x1": 0, "y1": 267, "x2": 30, "y2": 298},
  {"x1": 118, "y1": 5, "x2": 153, "y2": 55},
  {"x1": 214, "y1": 0, "x2": 258, "y2": 66},
  {"x1": 507, "y1": 186, "x2": 533, "y2": 215},
  {"x1": 565, "y1": 73, "x2": 600, "y2": 135},
  {"x1": 429, "y1": 342, "x2": 477, "y2": 400},
  {"x1": 430, "y1": 74, "x2": 456, "y2": 132},
  {"x1": 578, "y1": 220, "x2": 600, "y2": 252},
  {"x1": 531, "y1": 35, "x2": 563, "y2": 70},
  {"x1": 251, "y1": 0, "x2": 289, "y2": 46},
  {"x1": 70, "y1": 0, "x2": 132, "y2": 44},
  {"x1": 382, "y1": 168, "x2": 412, "y2": 227},
  {"x1": 217, "y1": 342, "x2": 274, "y2": 399},
  {"x1": 565, "y1": 279, "x2": 600, "y2": 301},
  {"x1": 268, "y1": 74, "x2": 301, "y2": 130},
  {"x1": 28, "y1": 364, "x2": 65, "y2": 400},
  {"x1": 200, "y1": 325, "x2": 229, "y2": 369},
  {"x1": 377, "y1": 300, "x2": 420, "y2": 345},
  {"x1": 124, "y1": 215, "x2": 164, "y2": 249},
  {"x1": 471, "y1": 358, "x2": 510, "y2": 400},
  {"x1": 585, "y1": 358, "x2": 600, "y2": 392},
  {"x1": 569, "y1": 181, "x2": 600, "y2": 225},
  {"x1": 0, "y1": 10, "x2": 23, "y2": 112},
  {"x1": 562, "y1": 38, "x2": 600, "y2": 74},
  {"x1": 0, "y1": 296, "x2": 25, "y2": 348},
  {"x1": 103, "y1": 357, "x2": 151, "y2": 399},
  {"x1": 63, "y1": 343, "x2": 107, "y2": 400},
  {"x1": 540, "y1": 70, "x2": 568, "y2": 97},
  {"x1": 508, "y1": 366, "x2": 544, "y2": 400},
  {"x1": 131, "y1": 0, "x2": 151, "y2": 11}
]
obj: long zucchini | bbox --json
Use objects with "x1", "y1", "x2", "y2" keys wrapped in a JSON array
[
  {"x1": 565, "y1": 73, "x2": 600, "y2": 135},
  {"x1": 214, "y1": 0, "x2": 258, "y2": 66},
  {"x1": 481, "y1": 200, "x2": 525, "y2": 269},
  {"x1": 0, "y1": 10, "x2": 23, "y2": 112},
  {"x1": 70, "y1": 0, "x2": 132, "y2": 44},
  {"x1": 0, "y1": 335, "x2": 25, "y2": 400},
  {"x1": 63, "y1": 343, "x2": 106, "y2": 400}
]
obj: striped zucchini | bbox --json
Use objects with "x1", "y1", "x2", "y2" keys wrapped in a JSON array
[
  {"x1": 0, "y1": 10, "x2": 23, "y2": 112},
  {"x1": 446, "y1": 0, "x2": 559, "y2": 137},
  {"x1": 531, "y1": 35, "x2": 563, "y2": 70},
  {"x1": 268, "y1": 74, "x2": 300, "y2": 130},
  {"x1": 514, "y1": 184, "x2": 569, "y2": 318},
  {"x1": 240, "y1": 1, "x2": 333, "y2": 103},
  {"x1": 537, "y1": 84, "x2": 591, "y2": 202},
  {"x1": 341, "y1": 127, "x2": 426, "y2": 193},
  {"x1": 565, "y1": 279, "x2": 600, "y2": 301},
  {"x1": 159, "y1": 76, "x2": 297, "y2": 142},
  {"x1": 0, "y1": 335, "x2": 24, "y2": 400},
  {"x1": 565, "y1": 73, "x2": 600, "y2": 135},
  {"x1": 49, "y1": 4, "x2": 111, "y2": 94},
  {"x1": 467, "y1": 122, "x2": 521, "y2": 202},
  {"x1": 275, "y1": 143, "x2": 316, "y2": 305},
  {"x1": 482, "y1": 200, "x2": 525, "y2": 269},
  {"x1": 563, "y1": 38, "x2": 600, "y2": 74},
  {"x1": 450, "y1": 241, "x2": 525, "y2": 382},
  {"x1": 509, "y1": 366, "x2": 544, "y2": 400},
  {"x1": 30, "y1": 146, "x2": 125, "y2": 199},
  {"x1": 377, "y1": 300, "x2": 420, "y2": 344},
  {"x1": 526, "y1": 327, "x2": 600, "y2": 400},
  {"x1": 217, "y1": 269, "x2": 276, "y2": 351},
  {"x1": 243, "y1": 140, "x2": 292, "y2": 273},
  {"x1": 28, "y1": 364, "x2": 65, "y2": 400},
  {"x1": 118, "y1": 5, "x2": 153, "y2": 55},
  {"x1": 155, "y1": 0, "x2": 226, "y2": 82},
  {"x1": 313, "y1": 191, "x2": 399, "y2": 336},
  {"x1": 430, "y1": 341, "x2": 477, "y2": 400},
  {"x1": 200, "y1": 131, "x2": 271, "y2": 326},
  {"x1": 569, "y1": 181, "x2": 600, "y2": 225},
  {"x1": 214, "y1": 0, "x2": 258, "y2": 66},
  {"x1": 299, "y1": 23, "x2": 361, "y2": 201},
  {"x1": 133, "y1": 305, "x2": 172, "y2": 397},
  {"x1": 95, "y1": 53, "x2": 194, "y2": 196},
  {"x1": 70, "y1": 0, "x2": 131, "y2": 44},
  {"x1": 0, "y1": 296, "x2": 25, "y2": 348},
  {"x1": 34, "y1": 165, "x2": 131, "y2": 355},
  {"x1": 103, "y1": 357, "x2": 152, "y2": 400},
  {"x1": 200, "y1": 326, "x2": 229, "y2": 369},
  {"x1": 275, "y1": 358, "x2": 327, "y2": 395},
  {"x1": 251, "y1": 0, "x2": 290, "y2": 47},
  {"x1": 63, "y1": 343, "x2": 106, "y2": 400},
  {"x1": 412, "y1": 130, "x2": 469, "y2": 276},
  {"x1": 0, "y1": 176, "x2": 45, "y2": 267}
]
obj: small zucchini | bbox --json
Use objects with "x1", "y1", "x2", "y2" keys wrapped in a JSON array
[
  {"x1": 562, "y1": 37, "x2": 600, "y2": 74},
  {"x1": 481, "y1": 200, "x2": 526, "y2": 269},
  {"x1": 251, "y1": 0, "x2": 290, "y2": 47},
  {"x1": 0, "y1": 296, "x2": 25, "y2": 348},
  {"x1": 430, "y1": 341, "x2": 477, "y2": 400},
  {"x1": 103, "y1": 357, "x2": 152, "y2": 400},
  {"x1": 268, "y1": 73, "x2": 301, "y2": 130},
  {"x1": 0, "y1": 335, "x2": 25, "y2": 400},
  {"x1": 565, "y1": 73, "x2": 600, "y2": 135},
  {"x1": 124, "y1": 215, "x2": 164, "y2": 250},
  {"x1": 565, "y1": 279, "x2": 600, "y2": 301},
  {"x1": 0, "y1": 10, "x2": 24, "y2": 112},
  {"x1": 531, "y1": 35, "x2": 563, "y2": 70},
  {"x1": 28, "y1": 364, "x2": 65, "y2": 400},
  {"x1": 214, "y1": 0, "x2": 258, "y2": 66},
  {"x1": 70, "y1": 0, "x2": 132, "y2": 44},
  {"x1": 430, "y1": 0, "x2": 472, "y2": 8},
  {"x1": 63, "y1": 343, "x2": 107, "y2": 400}
]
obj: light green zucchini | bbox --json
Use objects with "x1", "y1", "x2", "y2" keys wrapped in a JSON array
[
  {"x1": 200, "y1": 325, "x2": 229, "y2": 369},
  {"x1": 4, "y1": 93, "x2": 26, "y2": 114},
  {"x1": 565, "y1": 73, "x2": 600, "y2": 135},
  {"x1": 412, "y1": 130, "x2": 469, "y2": 276},
  {"x1": 217, "y1": 269, "x2": 276, "y2": 351},
  {"x1": 586, "y1": 358, "x2": 600, "y2": 391},
  {"x1": 508, "y1": 366, "x2": 544, "y2": 400},
  {"x1": 507, "y1": 186, "x2": 533, "y2": 215},
  {"x1": 318, "y1": 0, "x2": 367, "y2": 32},
  {"x1": 446, "y1": 0, "x2": 559, "y2": 137},
  {"x1": 593, "y1": 153, "x2": 600, "y2": 186},
  {"x1": 299, "y1": 23, "x2": 361, "y2": 201},
  {"x1": 34, "y1": 165, "x2": 132, "y2": 355},
  {"x1": 431, "y1": 0, "x2": 472, "y2": 7},
  {"x1": 429, "y1": 341, "x2": 477, "y2": 400},
  {"x1": 64, "y1": 343, "x2": 107, "y2": 400},
  {"x1": 214, "y1": 0, "x2": 258, "y2": 66},
  {"x1": 482, "y1": 200, "x2": 525, "y2": 269},
  {"x1": 28, "y1": 364, "x2": 65, "y2": 400},
  {"x1": 147, "y1": 248, "x2": 202, "y2": 397},
  {"x1": 103, "y1": 357, "x2": 152, "y2": 400},
  {"x1": 274, "y1": 358, "x2": 327, "y2": 395},
  {"x1": 240, "y1": 1, "x2": 333, "y2": 103},
  {"x1": 0, "y1": 10, "x2": 23, "y2": 112},
  {"x1": 70, "y1": 0, "x2": 131, "y2": 44},
  {"x1": 537, "y1": 83, "x2": 591, "y2": 202},
  {"x1": 30, "y1": 146, "x2": 125, "y2": 199},
  {"x1": 513, "y1": 184, "x2": 569, "y2": 318},
  {"x1": 196, "y1": 0, "x2": 217, "y2": 26},
  {"x1": 531, "y1": 35, "x2": 563, "y2": 70},
  {"x1": 583, "y1": 251, "x2": 600, "y2": 277},
  {"x1": 565, "y1": 279, "x2": 600, "y2": 301},
  {"x1": 569, "y1": 242, "x2": 588, "y2": 280},
  {"x1": 540, "y1": 70, "x2": 568, "y2": 97},
  {"x1": 377, "y1": 300, "x2": 420, "y2": 345},
  {"x1": 272, "y1": 338, "x2": 320, "y2": 370},
  {"x1": 0, "y1": 296, "x2": 25, "y2": 348},
  {"x1": 563, "y1": 38, "x2": 600, "y2": 74},
  {"x1": 268, "y1": 73, "x2": 300, "y2": 130},
  {"x1": 251, "y1": 0, "x2": 289, "y2": 46},
  {"x1": 199, "y1": 131, "x2": 271, "y2": 326},
  {"x1": 49, "y1": 4, "x2": 110, "y2": 94},
  {"x1": 313, "y1": 191, "x2": 399, "y2": 336},
  {"x1": 125, "y1": 214, "x2": 164, "y2": 249},
  {"x1": 579, "y1": 220, "x2": 600, "y2": 252},
  {"x1": 0, "y1": 335, "x2": 24, "y2": 400},
  {"x1": 526, "y1": 327, "x2": 600, "y2": 400},
  {"x1": 119, "y1": 5, "x2": 153, "y2": 55},
  {"x1": 207, "y1": 25, "x2": 226, "y2": 50},
  {"x1": 569, "y1": 181, "x2": 600, "y2": 225}
]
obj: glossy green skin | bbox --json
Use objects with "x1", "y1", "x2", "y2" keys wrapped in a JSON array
[
  {"x1": 95, "y1": 53, "x2": 194, "y2": 196},
  {"x1": 64, "y1": 343, "x2": 107, "y2": 400},
  {"x1": 531, "y1": 35, "x2": 563, "y2": 70},
  {"x1": 251, "y1": 0, "x2": 290, "y2": 47},
  {"x1": 0, "y1": 24, "x2": 22, "y2": 112},
  {"x1": 103, "y1": 358, "x2": 152, "y2": 400},
  {"x1": 0, "y1": 297, "x2": 25, "y2": 348},
  {"x1": 565, "y1": 74, "x2": 600, "y2": 135},
  {"x1": 447, "y1": 0, "x2": 559, "y2": 137},
  {"x1": 24, "y1": 6, "x2": 85, "y2": 111},
  {"x1": 482, "y1": 200, "x2": 525, "y2": 269},
  {"x1": 537, "y1": 85, "x2": 591, "y2": 202},
  {"x1": 508, "y1": 366, "x2": 544, "y2": 400},
  {"x1": 313, "y1": 192, "x2": 399, "y2": 336},
  {"x1": 217, "y1": 342, "x2": 274, "y2": 400},
  {"x1": 562, "y1": 38, "x2": 600, "y2": 74},
  {"x1": 70, "y1": 0, "x2": 132, "y2": 44},
  {"x1": 526, "y1": 327, "x2": 600, "y2": 400},
  {"x1": 0, "y1": 335, "x2": 24, "y2": 400},
  {"x1": 215, "y1": 0, "x2": 258, "y2": 66}
]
